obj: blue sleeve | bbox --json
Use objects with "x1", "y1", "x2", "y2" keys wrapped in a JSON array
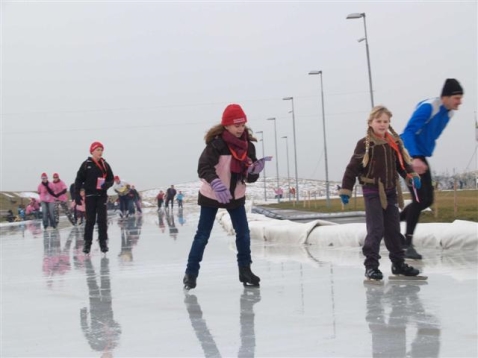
[{"x1": 401, "y1": 103, "x2": 433, "y2": 157}]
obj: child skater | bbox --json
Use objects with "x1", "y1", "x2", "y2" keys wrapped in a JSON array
[
  {"x1": 72, "y1": 188, "x2": 86, "y2": 225},
  {"x1": 74, "y1": 141, "x2": 114, "y2": 254},
  {"x1": 183, "y1": 104, "x2": 267, "y2": 290},
  {"x1": 339, "y1": 106, "x2": 422, "y2": 282}
]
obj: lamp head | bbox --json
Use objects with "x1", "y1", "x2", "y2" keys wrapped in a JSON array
[
  {"x1": 346, "y1": 12, "x2": 364, "y2": 19},
  {"x1": 308, "y1": 70, "x2": 322, "y2": 75},
  {"x1": 267, "y1": 117, "x2": 276, "y2": 121},
  {"x1": 282, "y1": 97, "x2": 293, "y2": 101}
]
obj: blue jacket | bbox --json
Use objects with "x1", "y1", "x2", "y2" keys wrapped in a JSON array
[{"x1": 400, "y1": 98, "x2": 454, "y2": 158}]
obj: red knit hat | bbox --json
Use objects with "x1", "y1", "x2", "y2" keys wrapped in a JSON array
[
  {"x1": 90, "y1": 141, "x2": 104, "y2": 153},
  {"x1": 221, "y1": 104, "x2": 247, "y2": 126},
  {"x1": 114, "y1": 175, "x2": 120, "y2": 181},
  {"x1": 41, "y1": 173, "x2": 48, "y2": 179},
  {"x1": 53, "y1": 173, "x2": 59, "y2": 179}
]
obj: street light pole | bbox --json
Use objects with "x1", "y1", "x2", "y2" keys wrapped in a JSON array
[
  {"x1": 308, "y1": 70, "x2": 330, "y2": 207},
  {"x1": 267, "y1": 117, "x2": 280, "y2": 202},
  {"x1": 281, "y1": 136, "x2": 291, "y2": 201},
  {"x1": 346, "y1": 12, "x2": 374, "y2": 108},
  {"x1": 255, "y1": 130, "x2": 267, "y2": 202},
  {"x1": 282, "y1": 97, "x2": 299, "y2": 201}
]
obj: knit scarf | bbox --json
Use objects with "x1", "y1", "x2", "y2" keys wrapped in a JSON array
[{"x1": 221, "y1": 130, "x2": 250, "y2": 175}]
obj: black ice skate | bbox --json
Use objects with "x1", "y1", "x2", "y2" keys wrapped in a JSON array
[
  {"x1": 100, "y1": 243, "x2": 109, "y2": 254},
  {"x1": 404, "y1": 245, "x2": 423, "y2": 260},
  {"x1": 239, "y1": 266, "x2": 260, "y2": 287},
  {"x1": 83, "y1": 243, "x2": 91, "y2": 255},
  {"x1": 389, "y1": 262, "x2": 427, "y2": 281},
  {"x1": 364, "y1": 268, "x2": 384, "y2": 285},
  {"x1": 183, "y1": 273, "x2": 197, "y2": 290}
]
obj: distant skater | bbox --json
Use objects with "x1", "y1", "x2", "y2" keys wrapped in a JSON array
[{"x1": 74, "y1": 141, "x2": 114, "y2": 254}]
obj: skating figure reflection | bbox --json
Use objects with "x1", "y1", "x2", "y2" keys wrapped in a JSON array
[
  {"x1": 165, "y1": 210, "x2": 178, "y2": 240},
  {"x1": 178, "y1": 207, "x2": 186, "y2": 226},
  {"x1": 81, "y1": 257, "x2": 121, "y2": 355},
  {"x1": 184, "y1": 288, "x2": 261, "y2": 357},
  {"x1": 118, "y1": 216, "x2": 142, "y2": 263},
  {"x1": 42, "y1": 229, "x2": 72, "y2": 287},
  {"x1": 365, "y1": 283, "x2": 440, "y2": 357},
  {"x1": 158, "y1": 210, "x2": 166, "y2": 233}
]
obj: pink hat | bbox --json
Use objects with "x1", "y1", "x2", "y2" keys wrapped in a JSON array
[
  {"x1": 114, "y1": 175, "x2": 120, "y2": 181},
  {"x1": 53, "y1": 173, "x2": 59, "y2": 179},
  {"x1": 90, "y1": 141, "x2": 104, "y2": 153},
  {"x1": 41, "y1": 173, "x2": 48, "y2": 179},
  {"x1": 221, "y1": 104, "x2": 247, "y2": 126}
]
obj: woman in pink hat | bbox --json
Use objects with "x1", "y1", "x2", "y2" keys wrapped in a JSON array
[
  {"x1": 37, "y1": 173, "x2": 56, "y2": 229},
  {"x1": 74, "y1": 141, "x2": 114, "y2": 254}
]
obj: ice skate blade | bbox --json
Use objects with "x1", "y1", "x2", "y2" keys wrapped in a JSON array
[
  {"x1": 363, "y1": 278, "x2": 384, "y2": 285},
  {"x1": 242, "y1": 282, "x2": 260, "y2": 287},
  {"x1": 183, "y1": 285, "x2": 195, "y2": 291},
  {"x1": 389, "y1": 275, "x2": 428, "y2": 281}
]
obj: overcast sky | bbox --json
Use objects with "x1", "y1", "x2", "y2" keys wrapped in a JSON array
[{"x1": 2, "y1": 1, "x2": 477, "y2": 192}]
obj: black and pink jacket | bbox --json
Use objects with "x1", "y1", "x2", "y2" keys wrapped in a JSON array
[{"x1": 197, "y1": 137, "x2": 259, "y2": 209}]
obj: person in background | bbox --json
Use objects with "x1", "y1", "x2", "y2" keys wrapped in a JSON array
[
  {"x1": 26, "y1": 197, "x2": 41, "y2": 219},
  {"x1": 156, "y1": 190, "x2": 165, "y2": 211},
  {"x1": 183, "y1": 103, "x2": 265, "y2": 290},
  {"x1": 165, "y1": 185, "x2": 177, "y2": 210},
  {"x1": 72, "y1": 188, "x2": 86, "y2": 225},
  {"x1": 74, "y1": 141, "x2": 114, "y2": 254},
  {"x1": 176, "y1": 191, "x2": 184, "y2": 209},
  {"x1": 69, "y1": 182, "x2": 77, "y2": 224},
  {"x1": 51, "y1": 173, "x2": 76, "y2": 225},
  {"x1": 339, "y1": 106, "x2": 421, "y2": 283},
  {"x1": 130, "y1": 185, "x2": 142, "y2": 214},
  {"x1": 399, "y1": 78, "x2": 464, "y2": 260},
  {"x1": 38, "y1": 173, "x2": 56, "y2": 229},
  {"x1": 113, "y1": 176, "x2": 131, "y2": 218}
]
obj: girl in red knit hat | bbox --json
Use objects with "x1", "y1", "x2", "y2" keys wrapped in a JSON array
[
  {"x1": 183, "y1": 103, "x2": 270, "y2": 290},
  {"x1": 74, "y1": 141, "x2": 114, "y2": 254}
]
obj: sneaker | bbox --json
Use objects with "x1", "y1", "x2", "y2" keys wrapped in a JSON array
[
  {"x1": 392, "y1": 262, "x2": 419, "y2": 276},
  {"x1": 404, "y1": 246, "x2": 422, "y2": 260},
  {"x1": 365, "y1": 267, "x2": 383, "y2": 280}
]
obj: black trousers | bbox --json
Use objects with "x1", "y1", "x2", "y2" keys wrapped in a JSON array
[
  {"x1": 399, "y1": 158, "x2": 434, "y2": 244},
  {"x1": 363, "y1": 189, "x2": 404, "y2": 269},
  {"x1": 84, "y1": 195, "x2": 108, "y2": 246}
]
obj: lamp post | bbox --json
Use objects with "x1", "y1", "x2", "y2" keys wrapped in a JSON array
[
  {"x1": 346, "y1": 12, "x2": 374, "y2": 108},
  {"x1": 282, "y1": 97, "x2": 299, "y2": 201},
  {"x1": 308, "y1": 70, "x2": 330, "y2": 207},
  {"x1": 281, "y1": 136, "x2": 291, "y2": 201},
  {"x1": 267, "y1": 117, "x2": 280, "y2": 202},
  {"x1": 255, "y1": 130, "x2": 267, "y2": 201}
]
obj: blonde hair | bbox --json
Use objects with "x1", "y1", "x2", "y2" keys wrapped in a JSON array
[
  {"x1": 204, "y1": 124, "x2": 257, "y2": 144},
  {"x1": 362, "y1": 105, "x2": 411, "y2": 167}
]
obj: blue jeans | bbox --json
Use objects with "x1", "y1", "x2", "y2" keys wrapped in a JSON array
[
  {"x1": 185, "y1": 205, "x2": 252, "y2": 277},
  {"x1": 41, "y1": 201, "x2": 56, "y2": 228}
]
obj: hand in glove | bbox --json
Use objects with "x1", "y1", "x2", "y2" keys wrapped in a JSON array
[
  {"x1": 340, "y1": 194, "x2": 350, "y2": 205},
  {"x1": 247, "y1": 160, "x2": 265, "y2": 175},
  {"x1": 75, "y1": 194, "x2": 82, "y2": 206},
  {"x1": 412, "y1": 176, "x2": 421, "y2": 190},
  {"x1": 211, "y1": 178, "x2": 232, "y2": 204}
]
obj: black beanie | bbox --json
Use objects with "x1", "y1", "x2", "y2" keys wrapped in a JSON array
[{"x1": 441, "y1": 78, "x2": 463, "y2": 97}]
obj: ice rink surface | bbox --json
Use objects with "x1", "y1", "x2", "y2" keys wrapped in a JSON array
[{"x1": 1, "y1": 206, "x2": 477, "y2": 357}]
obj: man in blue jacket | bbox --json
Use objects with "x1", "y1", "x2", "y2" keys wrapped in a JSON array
[{"x1": 400, "y1": 79, "x2": 464, "y2": 259}]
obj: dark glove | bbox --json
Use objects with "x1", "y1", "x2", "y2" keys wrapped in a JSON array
[
  {"x1": 340, "y1": 194, "x2": 349, "y2": 205},
  {"x1": 211, "y1": 178, "x2": 232, "y2": 204},
  {"x1": 75, "y1": 194, "x2": 82, "y2": 206},
  {"x1": 412, "y1": 176, "x2": 421, "y2": 190},
  {"x1": 247, "y1": 160, "x2": 265, "y2": 175}
]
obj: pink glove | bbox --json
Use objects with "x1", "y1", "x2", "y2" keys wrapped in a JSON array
[
  {"x1": 211, "y1": 179, "x2": 232, "y2": 204},
  {"x1": 247, "y1": 160, "x2": 265, "y2": 175}
]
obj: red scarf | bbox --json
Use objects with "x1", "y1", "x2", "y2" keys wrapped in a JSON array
[
  {"x1": 385, "y1": 133, "x2": 406, "y2": 171},
  {"x1": 221, "y1": 131, "x2": 250, "y2": 175}
]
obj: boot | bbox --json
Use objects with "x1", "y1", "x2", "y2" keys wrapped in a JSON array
[
  {"x1": 183, "y1": 273, "x2": 197, "y2": 290},
  {"x1": 404, "y1": 246, "x2": 423, "y2": 260},
  {"x1": 239, "y1": 266, "x2": 260, "y2": 287},
  {"x1": 365, "y1": 267, "x2": 383, "y2": 281},
  {"x1": 83, "y1": 242, "x2": 92, "y2": 254},
  {"x1": 100, "y1": 241, "x2": 109, "y2": 253},
  {"x1": 392, "y1": 262, "x2": 419, "y2": 276}
]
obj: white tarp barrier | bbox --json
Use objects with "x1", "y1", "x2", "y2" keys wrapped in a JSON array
[{"x1": 217, "y1": 211, "x2": 478, "y2": 250}]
